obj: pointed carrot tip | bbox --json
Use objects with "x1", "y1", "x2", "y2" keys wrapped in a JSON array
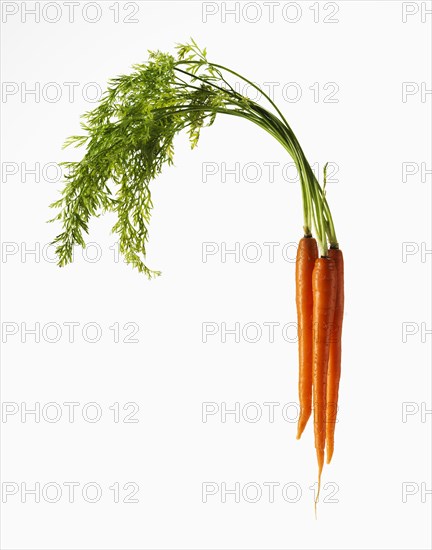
[
  {"x1": 315, "y1": 448, "x2": 325, "y2": 512},
  {"x1": 296, "y1": 423, "x2": 303, "y2": 440},
  {"x1": 296, "y1": 416, "x2": 309, "y2": 440},
  {"x1": 326, "y1": 445, "x2": 334, "y2": 464}
]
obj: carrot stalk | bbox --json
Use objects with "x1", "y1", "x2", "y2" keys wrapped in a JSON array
[
  {"x1": 326, "y1": 248, "x2": 344, "y2": 464},
  {"x1": 296, "y1": 236, "x2": 318, "y2": 439},
  {"x1": 312, "y1": 257, "x2": 337, "y2": 505}
]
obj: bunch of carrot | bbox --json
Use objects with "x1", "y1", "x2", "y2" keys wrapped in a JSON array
[
  {"x1": 49, "y1": 40, "x2": 344, "y2": 508},
  {"x1": 294, "y1": 171, "x2": 344, "y2": 504}
]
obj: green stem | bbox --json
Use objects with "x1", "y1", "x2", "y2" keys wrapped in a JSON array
[
  {"x1": 176, "y1": 63, "x2": 336, "y2": 250},
  {"x1": 175, "y1": 62, "x2": 314, "y2": 235}
]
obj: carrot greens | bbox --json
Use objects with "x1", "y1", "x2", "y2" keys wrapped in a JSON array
[{"x1": 50, "y1": 39, "x2": 334, "y2": 276}]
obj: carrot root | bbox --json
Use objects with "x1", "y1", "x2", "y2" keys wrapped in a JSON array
[
  {"x1": 312, "y1": 257, "x2": 337, "y2": 506},
  {"x1": 326, "y1": 248, "x2": 344, "y2": 464},
  {"x1": 295, "y1": 236, "x2": 318, "y2": 440}
]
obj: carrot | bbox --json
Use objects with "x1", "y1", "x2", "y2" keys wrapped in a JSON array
[
  {"x1": 326, "y1": 248, "x2": 344, "y2": 464},
  {"x1": 46, "y1": 39, "x2": 345, "y2": 513},
  {"x1": 296, "y1": 236, "x2": 318, "y2": 439},
  {"x1": 312, "y1": 256, "x2": 337, "y2": 503}
]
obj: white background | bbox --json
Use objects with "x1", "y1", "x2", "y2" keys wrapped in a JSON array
[{"x1": 1, "y1": 1, "x2": 431, "y2": 549}]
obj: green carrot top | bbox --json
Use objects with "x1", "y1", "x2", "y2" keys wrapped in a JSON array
[{"x1": 50, "y1": 39, "x2": 337, "y2": 276}]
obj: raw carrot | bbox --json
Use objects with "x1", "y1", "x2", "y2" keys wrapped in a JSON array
[
  {"x1": 47, "y1": 40, "x2": 345, "y2": 512},
  {"x1": 296, "y1": 236, "x2": 318, "y2": 439},
  {"x1": 312, "y1": 256, "x2": 337, "y2": 503},
  {"x1": 326, "y1": 247, "x2": 344, "y2": 464}
]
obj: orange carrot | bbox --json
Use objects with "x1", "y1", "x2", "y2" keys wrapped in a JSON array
[
  {"x1": 296, "y1": 236, "x2": 318, "y2": 439},
  {"x1": 326, "y1": 248, "x2": 344, "y2": 464},
  {"x1": 312, "y1": 257, "x2": 337, "y2": 502}
]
